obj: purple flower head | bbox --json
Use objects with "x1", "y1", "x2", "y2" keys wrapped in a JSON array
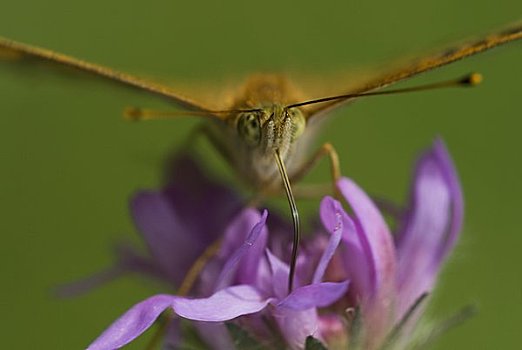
[
  {"x1": 83, "y1": 153, "x2": 349, "y2": 349},
  {"x1": 88, "y1": 206, "x2": 349, "y2": 350},
  {"x1": 317, "y1": 139, "x2": 464, "y2": 349},
  {"x1": 82, "y1": 138, "x2": 464, "y2": 349}
]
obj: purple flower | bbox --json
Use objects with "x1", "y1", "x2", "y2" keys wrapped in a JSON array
[
  {"x1": 318, "y1": 139, "x2": 464, "y2": 348},
  {"x1": 82, "y1": 138, "x2": 463, "y2": 349},
  {"x1": 88, "y1": 205, "x2": 349, "y2": 350}
]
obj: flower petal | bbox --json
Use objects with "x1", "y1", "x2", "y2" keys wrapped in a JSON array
[
  {"x1": 195, "y1": 322, "x2": 234, "y2": 350},
  {"x1": 395, "y1": 139, "x2": 463, "y2": 318},
  {"x1": 131, "y1": 191, "x2": 202, "y2": 285},
  {"x1": 214, "y1": 210, "x2": 268, "y2": 291},
  {"x1": 272, "y1": 307, "x2": 320, "y2": 350},
  {"x1": 277, "y1": 281, "x2": 350, "y2": 310},
  {"x1": 320, "y1": 191, "x2": 371, "y2": 301},
  {"x1": 163, "y1": 154, "x2": 243, "y2": 237},
  {"x1": 163, "y1": 318, "x2": 183, "y2": 349},
  {"x1": 266, "y1": 249, "x2": 292, "y2": 300},
  {"x1": 335, "y1": 178, "x2": 396, "y2": 345},
  {"x1": 336, "y1": 178, "x2": 396, "y2": 300},
  {"x1": 237, "y1": 216, "x2": 269, "y2": 286},
  {"x1": 88, "y1": 286, "x2": 271, "y2": 350},
  {"x1": 172, "y1": 285, "x2": 271, "y2": 321},
  {"x1": 87, "y1": 294, "x2": 176, "y2": 350},
  {"x1": 129, "y1": 154, "x2": 243, "y2": 286},
  {"x1": 314, "y1": 197, "x2": 349, "y2": 283},
  {"x1": 319, "y1": 314, "x2": 348, "y2": 348},
  {"x1": 55, "y1": 265, "x2": 126, "y2": 298}
]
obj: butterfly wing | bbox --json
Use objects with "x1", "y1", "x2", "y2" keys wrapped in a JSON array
[
  {"x1": 306, "y1": 23, "x2": 522, "y2": 119},
  {"x1": 0, "y1": 36, "x2": 217, "y2": 115}
]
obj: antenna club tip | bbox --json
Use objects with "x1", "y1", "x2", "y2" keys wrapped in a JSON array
[
  {"x1": 461, "y1": 73, "x2": 483, "y2": 86},
  {"x1": 123, "y1": 107, "x2": 144, "y2": 121},
  {"x1": 469, "y1": 73, "x2": 483, "y2": 85}
]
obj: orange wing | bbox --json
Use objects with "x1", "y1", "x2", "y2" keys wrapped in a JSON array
[
  {"x1": 306, "y1": 23, "x2": 522, "y2": 119},
  {"x1": 0, "y1": 36, "x2": 217, "y2": 115}
]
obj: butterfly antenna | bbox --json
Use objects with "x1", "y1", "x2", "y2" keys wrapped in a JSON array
[
  {"x1": 274, "y1": 149, "x2": 300, "y2": 293},
  {"x1": 123, "y1": 107, "x2": 264, "y2": 121},
  {"x1": 123, "y1": 107, "x2": 222, "y2": 121},
  {"x1": 285, "y1": 73, "x2": 482, "y2": 111}
]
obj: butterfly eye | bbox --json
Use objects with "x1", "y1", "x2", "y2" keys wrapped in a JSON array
[
  {"x1": 286, "y1": 108, "x2": 306, "y2": 141},
  {"x1": 237, "y1": 112, "x2": 261, "y2": 146}
]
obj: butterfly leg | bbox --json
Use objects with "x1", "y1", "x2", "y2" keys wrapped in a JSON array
[
  {"x1": 290, "y1": 142, "x2": 341, "y2": 198},
  {"x1": 177, "y1": 124, "x2": 236, "y2": 291},
  {"x1": 184, "y1": 124, "x2": 234, "y2": 164},
  {"x1": 143, "y1": 238, "x2": 224, "y2": 350},
  {"x1": 145, "y1": 126, "x2": 229, "y2": 350}
]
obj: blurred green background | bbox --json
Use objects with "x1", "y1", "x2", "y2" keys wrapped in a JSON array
[{"x1": 1, "y1": 1, "x2": 521, "y2": 349}]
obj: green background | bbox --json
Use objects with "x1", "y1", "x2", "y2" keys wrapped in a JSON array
[{"x1": 1, "y1": 1, "x2": 520, "y2": 348}]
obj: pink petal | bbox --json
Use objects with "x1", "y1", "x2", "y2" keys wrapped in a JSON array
[
  {"x1": 195, "y1": 322, "x2": 234, "y2": 350},
  {"x1": 88, "y1": 286, "x2": 270, "y2": 350},
  {"x1": 336, "y1": 178, "x2": 396, "y2": 300},
  {"x1": 87, "y1": 294, "x2": 176, "y2": 350},
  {"x1": 131, "y1": 191, "x2": 202, "y2": 285},
  {"x1": 335, "y1": 178, "x2": 397, "y2": 344},
  {"x1": 272, "y1": 307, "x2": 320, "y2": 350},
  {"x1": 314, "y1": 197, "x2": 351, "y2": 283},
  {"x1": 277, "y1": 281, "x2": 350, "y2": 310},
  {"x1": 395, "y1": 139, "x2": 463, "y2": 319},
  {"x1": 320, "y1": 193, "x2": 371, "y2": 300},
  {"x1": 173, "y1": 285, "x2": 271, "y2": 321},
  {"x1": 214, "y1": 210, "x2": 268, "y2": 290},
  {"x1": 266, "y1": 249, "x2": 292, "y2": 299}
]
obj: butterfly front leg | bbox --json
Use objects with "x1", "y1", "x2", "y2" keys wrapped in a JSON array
[
  {"x1": 183, "y1": 123, "x2": 232, "y2": 162},
  {"x1": 290, "y1": 142, "x2": 342, "y2": 199}
]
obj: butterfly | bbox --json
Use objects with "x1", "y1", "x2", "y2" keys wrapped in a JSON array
[{"x1": 1, "y1": 23, "x2": 521, "y2": 292}]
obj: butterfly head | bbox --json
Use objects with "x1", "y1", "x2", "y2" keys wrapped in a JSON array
[{"x1": 235, "y1": 104, "x2": 306, "y2": 154}]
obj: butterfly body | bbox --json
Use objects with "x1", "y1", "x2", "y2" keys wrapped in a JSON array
[{"x1": 206, "y1": 74, "x2": 314, "y2": 190}]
